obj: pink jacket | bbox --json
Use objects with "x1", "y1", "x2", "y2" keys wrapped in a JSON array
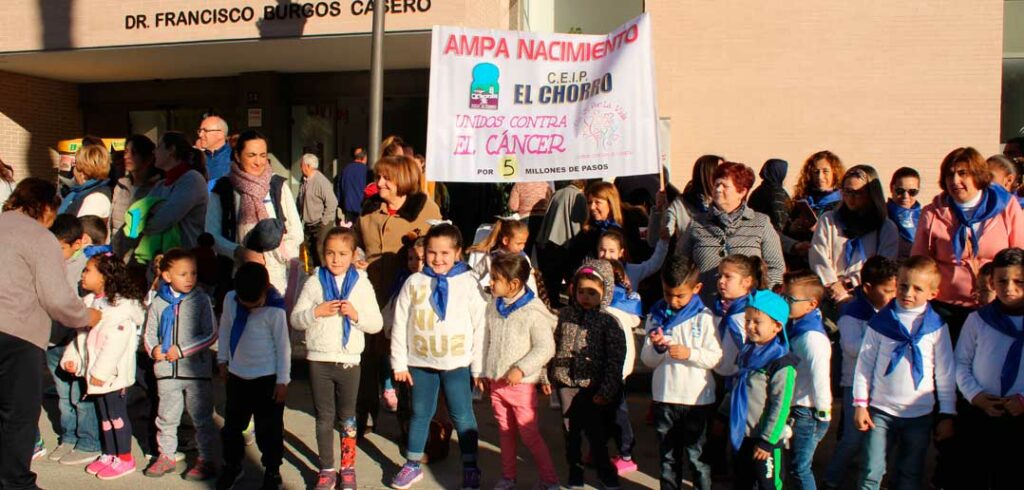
[{"x1": 911, "y1": 193, "x2": 1024, "y2": 307}]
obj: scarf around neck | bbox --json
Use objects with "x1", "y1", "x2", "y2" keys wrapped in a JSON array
[
  {"x1": 976, "y1": 302, "x2": 1024, "y2": 396},
  {"x1": 157, "y1": 283, "x2": 187, "y2": 354},
  {"x1": 713, "y1": 295, "x2": 749, "y2": 350},
  {"x1": 228, "y1": 163, "x2": 272, "y2": 226},
  {"x1": 805, "y1": 189, "x2": 841, "y2": 213},
  {"x1": 591, "y1": 218, "x2": 620, "y2": 234},
  {"x1": 422, "y1": 262, "x2": 471, "y2": 320},
  {"x1": 230, "y1": 287, "x2": 286, "y2": 358},
  {"x1": 648, "y1": 295, "x2": 706, "y2": 336},
  {"x1": 947, "y1": 185, "x2": 1011, "y2": 263},
  {"x1": 786, "y1": 308, "x2": 826, "y2": 341},
  {"x1": 58, "y1": 178, "x2": 108, "y2": 214},
  {"x1": 868, "y1": 302, "x2": 944, "y2": 389},
  {"x1": 887, "y1": 200, "x2": 921, "y2": 243},
  {"x1": 841, "y1": 290, "x2": 877, "y2": 322},
  {"x1": 611, "y1": 284, "x2": 643, "y2": 316},
  {"x1": 496, "y1": 288, "x2": 535, "y2": 318},
  {"x1": 730, "y1": 337, "x2": 788, "y2": 451},
  {"x1": 319, "y1": 266, "x2": 360, "y2": 347}
]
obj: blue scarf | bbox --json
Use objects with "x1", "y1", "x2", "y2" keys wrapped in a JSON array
[
  {"x1": 496, "y1": 288, "x2": 535, "y2": 318},
  {"x1": 840, "y1": 290, "x2": 877, "y2": 322},
  {"x1": 730, "y1": 337, "x2": 789, "y2": 451},
  {"x1": 319, "y1": 266, "x2": 359, "y2": 347},
  {"x1": 591, "y1": 219, "x2": 620, "y2": 233},
  {"x1": 1017, "y1": 195, "x2": 1024, "y2": 209},
  {"x1": 867, "y1": 302, "x2": 944, "y2": 389},
  {"x1": 887, "y1": 201, "x2": 921, "y2": 243},
  {"x1": 58, "y1": 178, "x2": 109, "y2": 214},
  {"x1": 713, "y1": 295, "x2": 748, "y2": 350},
  {"x1": 786, "y1": 308, "x2": 826, "y2": 341},
  {"x1": 805, "y1": 190, "x2": 841, "y2": 213},
  {"x1": 83, "y1": 244, "x2": 113, "y2": 258},
  {"x1": 229, "y1": 287, "x2": 286, "y2": 358},
  {"x1": 947, "y1": 186, "x2": 1011, "y2": 264},
  {"x1": 648, "y1": 295, "x2": 706, "y2": 336},
  {"x1": 422, "y1": 262, "x2": 471, "y2": 320},
  {"x1": 156, "y1": 283, "x2": 186, "y2": 354},
  {"x1": 976, "y1": 302, "x2": 1024, "y2": 396},
  {"x1": 611, "y1": 285, "x2": 643, "y2": 316}
]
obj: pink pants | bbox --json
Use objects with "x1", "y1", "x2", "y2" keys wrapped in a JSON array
[{"x1": 489, "y1": 380, "x2": 559, "y2": 484}]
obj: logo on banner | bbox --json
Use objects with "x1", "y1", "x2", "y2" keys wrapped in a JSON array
[
  {"x1": 577, "y1": 101, "x2": 627, "y2": 149},
  {"x1": 469, "y1": 63, "x2": 500, "y2": 110}
]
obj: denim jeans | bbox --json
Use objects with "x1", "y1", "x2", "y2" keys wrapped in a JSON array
[
  {"x1": 823, "y1": 388, "x2": 864, "y2": 487},
  {"x1": 653, "y1": 402, "x2": 712, "y2": 490},
  {"x1": 45, "y1": 344, "x2": 100, "y2": 452},
  {"x1": 858, "y1": 408, "x2": 932, "y2": 490},
  {"x1": 789, "y1": 406, "x2": 830, "y2": 490},
  {"x1": 406, "y1": 366, "x2": 478, "y2": 464}
]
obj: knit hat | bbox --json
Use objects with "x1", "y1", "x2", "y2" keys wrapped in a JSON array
[{"x1": 746, "y1": 289, "x2": 790, "y2": 326}]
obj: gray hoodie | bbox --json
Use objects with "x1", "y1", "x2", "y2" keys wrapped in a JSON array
[{"x1": 142, "y1": 289, "x2": 217, "y2": 380}]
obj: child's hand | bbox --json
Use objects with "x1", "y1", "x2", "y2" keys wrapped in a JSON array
[
  {"x1": 62, "y1": 360, "x2": 77, "y2": 373},
  {"x1": 151, "y1": 346, "x2": 165, "y2": 361},
  {"x1": 394, "y1": 371, "x2": 413, "y2": 386},
  {"x1": 218, "y1": 363, "x2": 228, "y2": 380},
  {"x1": 89, "y1": 375, "x2": 103, "y2": 387},
  {"x1": 648, "y1": 328, "x2": 665, "y2": 345},
  {"x1": 753, "y1": 447, "x2": 771, "y2": 461},
  {"x1": 314, "y1": 300, "x2": 342, "y2": 318},
  {"x1": 165, "y1": 346, "x2": 182, "y2": 362},
  {"x1": 541, "y1": 384, "x2": 553, "y2": 396},
  {"x1": 971, "y1": 393, "x2": 1006, "y2": 417},
  {"x1": 1004, "y1": 395, "x2": 1024, "y2": 416},
  {"x1": 339, "y1": 300, "x2": 359, "y2": 323},
  {"x1": 273, "y1": 383, "x2": 288, "y2": 403},
  {"x1": 668, "y1": 344, "x2": 691, "y2": 361},
  {"x1": 854, "y1": 406, "x2": 874, "y2": 431},
  {"x1": 503, "y1": 367, "x2": 524, "y2": 386},
  {"x1": 934, "y1": 418, "x2": 954, "y2": 441},
  {"x1": 592, "y1": 394, "x2": 609, "y2": 405},
  {"x1": 827, "y1": 281, "x2": 850, "y2": 302},
  {"x1": 655, "y1": 190, "x2": 667, "y2": 212}
]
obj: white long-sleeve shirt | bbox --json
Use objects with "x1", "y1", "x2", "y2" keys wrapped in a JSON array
[
  {"x1": 290, "y1": 269, "x2": 384, "y2": 364},
  {"x1": 712, "y1": 309, "x2": 747, "y2": 376},
  {"x1": 838, "y1": 314, "x2": 872, "y2": 387},
  {"x1": 217, "y1": 292, "x2": 292, "y2": 384},
  {"x1": 624, "y1": 239, "x2": 669, "y2": 288},
  {"x1": 810, "y1": 210, "x2": 898, "y2": 287},
  {"x1": 955, "y1": 311, "x2": 1024, "y2": 401},
  {"x1": 852, "y1": 304, "x2": 956, "y2": 418},
  {"x1": 390, "y1": 271, "x2": 487, "y2": 375},
  {"x1": 606, "y1": 306, "x2": 639, "y2": 378},
  {"x1": 641, "y1": 311, "x2": 722, "y2": 405},
  {"x1": 790, "y1": 330, "x2": 833, "y2": 411}
]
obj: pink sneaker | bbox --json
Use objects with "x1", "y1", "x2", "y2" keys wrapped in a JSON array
[
  {"x1": 611, "y1": 456, "x2": 637, "y2": 475},
  {"x1": 97, "y1": 457, "x2": 136, "y2": 480},
  {"x1": 382, "y1": 388, "x2": 398, "y2": 412},
  {"x1": 86, "y1": 455, "x2": 115, "y2": 475}
]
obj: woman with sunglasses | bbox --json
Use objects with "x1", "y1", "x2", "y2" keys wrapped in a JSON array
[
  {"x1": 887, "y1": 167, "x2": 922, "y2": 260},
  {"x1": 809, "y1": 165, "x2": 898, "y2": 304}
]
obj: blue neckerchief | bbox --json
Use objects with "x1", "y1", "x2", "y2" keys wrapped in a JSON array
[
  {"x1": 591, "y1": 219, "x2": 620, "y2": 233},
  {"x1": 867, "y1": 302, "x2": 944, "y2": 389},
  {"x1": 230, "y1": 287, "x2": 286, "y2": 358},
  {"x1": 712, "y1": 295, "x2": 748, "y2": 351},
  {"x1": 840, "y1": 290, "x2": 877, "y2": 322},
  {"x1": 648, "y1": 295, "x2": 706, "y2": 336},
  {"x1": 805, "y1": 190, "x2": 841, "y2": 213},
  {"x1": 887, "y1": 201, "x2": 921, "y2": 243},
  {"x1": 83, "y1": 244, "x2": 113, "y2": 258},
  {"x1": 496, "y1": 288, "x2": 535, "y2": 318},
  {"x1": 786, "y1": 308, "x2": 826, "y2": 341},
  {"x1": 611, "y1": 284, "x2": 643, "y2": 316},
  {"x1": 730, "y1": 337, "x2": 788, "y2": 451},
  {"x1": 947, "y1": 185, "x2": 1011, "y2": 264},
  {"x1": 319, "y1": 266, "x2": 359, "y2": 347},
  {"x1": 58, "y1": 178, "x2": 109, "y2": 214},
  {"x1": 976, "y1": 302, "x2": 1024, "y2": 396},
  {"x1": 844, "y1": 237, "x2": 866, "y2": 268},
  {"x1": 422, "y1": 262, "x2": 471, "y2": 320},
  {"x1": 156, "y1": 283, "x2": 187, "y2": 354}
]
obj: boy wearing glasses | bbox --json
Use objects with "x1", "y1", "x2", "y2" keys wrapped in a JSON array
[
  {"x1": 887, "y1": 167, "x2": 921, "y2": 260},
  {"x1": 781, "y1": 271, "x2": 831, "y2": 490}
]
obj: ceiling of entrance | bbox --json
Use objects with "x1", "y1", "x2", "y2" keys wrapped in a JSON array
[{"x1": 0, "y1": 32, "x2": 431, "y2": 83}]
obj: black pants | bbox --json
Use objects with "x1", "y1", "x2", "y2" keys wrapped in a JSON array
[
  {"x1": 96, "y1": 391, "x2": 133, "y2": 456},
  {"x1": 222, "y1": 374, "x2": 284, "y2": 470},
  {"x1": 559, "y1": 387, "x2": 619, "y2": 487},
  {"x1": 0, "y1": 331, "x2": 43, "y2": 490},
  {"x1": 309, "y1": 362, "x2": 360, "y2": 469},
  {"x1": 537, "y1": 244, "x2": 570, "y2": 308},
  {"x1": 951, "y1": 403, "x2": 1024, "y2": 490},
  {"x1": 304, "y1": 224, "x2": 323, "y2": 268},
  {"x1": 653, "y1": 403, "x2": 712, "y2": 490},
  {"x1": 356, "y1": 333, "x2": 385, "y2": 436},
  {"x1": 734, "y1": 437, "x2": 785, "y2": 490}
]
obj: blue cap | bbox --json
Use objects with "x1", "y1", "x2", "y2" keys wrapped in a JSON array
[{"x1": 747, "y1": 289, "x2": 790, "y2": 326}]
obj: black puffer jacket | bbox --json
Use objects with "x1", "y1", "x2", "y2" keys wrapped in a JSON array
[{"x1": 748, "y1": 158, "x2": 790, "y2": 233}]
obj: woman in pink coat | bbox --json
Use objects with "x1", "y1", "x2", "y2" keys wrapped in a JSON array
[{"x1": 911, "y1": 146, "x2": 1024, "y2": 336}]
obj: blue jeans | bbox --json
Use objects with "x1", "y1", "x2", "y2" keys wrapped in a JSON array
[
  {"x1": 789, "y1": 406, "x2": 830, "y2": 490},
  {"x1": 858, "y1": 408, "x2": 932, "y2": 490},
  {"x1": 406, "y1": 366, "x2": 478, "y2": 464},
  {"x1": 45, "y1": 344, "x2": 99, "y2": 452},
  {"x1": 824, "y1": 388, "x2": 865, "y2": 487}
]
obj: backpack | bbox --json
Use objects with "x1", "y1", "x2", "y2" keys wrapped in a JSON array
[{"x1": 211, "y1": 174, "x2": 287, "y2": 243}]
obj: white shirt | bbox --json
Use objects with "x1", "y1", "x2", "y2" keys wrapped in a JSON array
[
  {"x1": 217, "y1": 292, "x2": 292, "y2": 384},
  {"x1": 790, "y1": 329, "x2": 833, "y2": 411},
  {"x1": 852, "y1": 303, "x2": 956, "y2": 417},
  {"x1": 838, "y1": 314, "x2": 873, "y2": 387},
  {"x1": 624, "y1": 239, "x2": 669, "y2": 288},
  {"x1": 606, "y1": 306, "x2": 639, "y2": 378},
  {"x1": 955, "y1": 311, "x2": 1024, "y2": 401},
  {"x1": 712, "y1": 309, "x2": 747, "y2": 376},
  {"x1": 78, "y1": 192, "x2": 112, "y2": 220},
  {"x1": 958, "y1": 191, "x2": 984, "y2": 234},
  {"x1": 641, "y1": 310, "x2": 722, "y2": 405}
]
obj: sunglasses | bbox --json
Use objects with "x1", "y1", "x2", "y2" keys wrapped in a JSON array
[
  {"x1": 894, "y1": 188, "x2": 919, "y2": 197},
  {"x1": 784, "y1": 295, "x2": 814, "y2": 305}
]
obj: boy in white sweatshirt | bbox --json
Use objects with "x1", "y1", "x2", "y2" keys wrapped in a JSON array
[
  {"x1": 642, "y1": 258, "x2": 722, "y2": 490},
  {"x1": 781, "y1": 271, "x2": 831, "y2": 490},
  {"x1": 853, "y1": 256, "x2": 955, "y2": 490}
]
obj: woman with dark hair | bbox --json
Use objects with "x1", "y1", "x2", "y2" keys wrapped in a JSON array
[
  {"x1": 0, "y1": 178, "x2": 100, "y2": 488},
  {"x1": 784, "y1": 150, "x2": 846, "y2": 263},
  {"x1": 682, "y1": 161, "x2": 785, "y2": 303},
  {"x1": 809, "y1": 165, "x2": 898, "y2": 303},
  {"x1": 657, "y1": 155, "x2": 722, "y2": 254},
  {"x1": 913, "y1": 147, "x2": 1024, "y2": 333},
  {"x1": 110, "y1": 134, "x2": 161, "y2": 249}
]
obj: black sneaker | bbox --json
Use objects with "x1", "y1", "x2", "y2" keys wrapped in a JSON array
[
  {"x1": 216, "y1": 465, "x2": 243, "y2": 490},
  {"x1": 261, "y1": 469, "x2": 283, "y2": 490}
]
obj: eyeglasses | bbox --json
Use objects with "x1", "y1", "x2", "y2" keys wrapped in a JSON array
[
  {"x1": 784, "y1": 295, "x2": 814, "y2": 305},
  {"x1": 894, "y1": 187, "x2": 919, "y2": 197},
  {"x1": 197, "y1": 128, "x2": 223, "y2": 135}
]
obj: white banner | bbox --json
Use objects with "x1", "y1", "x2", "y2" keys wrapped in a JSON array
[{"x1": 426, "y1": 14, "x2": 659, "y2": 182}]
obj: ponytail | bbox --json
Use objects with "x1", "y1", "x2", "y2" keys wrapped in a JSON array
[
  {"x1": 720, "y1": 254, "x2": 769, "y2": 290},
  {"x1": 467, "y1": 218, "x2": 527, "y2": 254}
]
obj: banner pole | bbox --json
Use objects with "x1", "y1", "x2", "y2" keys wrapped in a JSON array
[{"x1": 367, "y1": 2, "x2": 386, "y2": 163}]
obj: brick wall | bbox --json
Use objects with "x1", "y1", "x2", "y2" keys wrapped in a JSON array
[
  {"x1": 647, "y1": 1, "x2": 1003, "y2": 201},
  {"x1": 0, "y1": 70, "x2": 81, "y2": 181}
]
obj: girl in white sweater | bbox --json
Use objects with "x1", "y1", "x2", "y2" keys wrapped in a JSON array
[
  {"x1": 390, "y1": 223, "x2": 487, "y2": 490},
  {"x1": 291, "y1": 227, "x2": 383, "y2": 490}
]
